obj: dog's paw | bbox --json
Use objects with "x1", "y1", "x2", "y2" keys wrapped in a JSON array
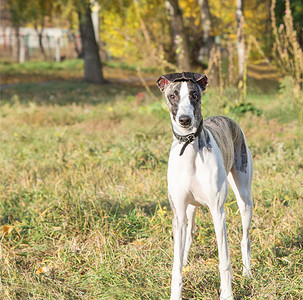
[{"x1": 242, "y1": 268, "x2": 253, "y2": 278}]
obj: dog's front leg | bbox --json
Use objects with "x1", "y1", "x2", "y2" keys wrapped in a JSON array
[
  {"x1": 170, "y1": 199, "x2": 188, "y2": 300},
  {"x1": 210, "y1": 202, "x2": 233, "y2": 300},
  {"x1": 183, "y1": 204, "x2": 197, "y2": 266}
]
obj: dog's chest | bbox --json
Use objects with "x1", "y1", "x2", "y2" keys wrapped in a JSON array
[{"x1": 167, "y1": 142, "x2": 226, "y2": 206}]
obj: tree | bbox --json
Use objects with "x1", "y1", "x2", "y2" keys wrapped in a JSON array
[
  {"x1": 8, "y1": 0, "x2": 58, "y2": 61},
  {"x1": 83, "y1": 1, "x2": 105, "y2": 83},
  {"x1": 7, "y1": 0, "x2": 29, "y2": 61},
  {"x1": 77, "y1": 10, "x2": 85, "y2": 58},
  {"x1": 100, "y1": 0, "x2": 171, "y2": 68},
  {"x1": 236, "y1": 0, "x2": 245, "y2": 80},
  {"x1": 30, "y1": 0, "x2": 54, "y2": 60},
  {"x1": 197, "y1": 0, "x2": 212, "y2": 57},
  {"x1": 165, "y1": 0, "x2": 190, "y2": 70},
  {"x1": 63, "y1": 0, "x2": 105, "y2": 83}
]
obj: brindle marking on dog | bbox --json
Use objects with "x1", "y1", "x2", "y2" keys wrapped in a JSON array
[
  {"x1": 198, "y1": 128, "x2": 211, "y2": 151},
  {"x1": 187, "y1": 81, "x2": 202, "y2": 124},
  {"x1": 204, "y1": 116, "x2": 248, "y2": 173},
  {"x1": 164, "y1": 82, "x2": 182, "y2": 120},
  {"x1": 240, "y1": 141, "x2": 248, "y2": 172}
]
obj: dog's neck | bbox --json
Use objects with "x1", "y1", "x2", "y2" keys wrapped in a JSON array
[{"x1": 171, "y1": 118, "x2": 204, "y2": 156}]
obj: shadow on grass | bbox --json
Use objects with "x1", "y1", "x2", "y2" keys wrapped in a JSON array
[
  {"x1": 1, "y1": 188, "x2": 170, "y2": 245},
  {"x1": 0, "y1": 80, "x2": 161, "y2": 106}
]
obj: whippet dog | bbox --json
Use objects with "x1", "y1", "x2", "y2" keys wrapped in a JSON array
[{"x1": 157, "y1": 72, "x2": 253, "y2": 300}]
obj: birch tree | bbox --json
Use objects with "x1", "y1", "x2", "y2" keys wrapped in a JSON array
[{"x1": 236, "y1": 0, "x2": 245, "y2": 80}]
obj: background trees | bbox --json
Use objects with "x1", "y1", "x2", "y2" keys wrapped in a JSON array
[{"x1": 4, "y1": 0, "x2": 303, "y2": 88}]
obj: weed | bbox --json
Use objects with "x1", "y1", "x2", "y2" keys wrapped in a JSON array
[{"x1": 225, "y1": 102, "x2": 263, "y2": 117}]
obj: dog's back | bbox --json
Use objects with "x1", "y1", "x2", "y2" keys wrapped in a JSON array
[{"x1": 204, "y1": 116, "x2": 248, "y2": 174}]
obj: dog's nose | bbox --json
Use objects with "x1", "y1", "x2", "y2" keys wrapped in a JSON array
[{"x1": 179, "y1": 115, "x2": 192, "y2": 127}]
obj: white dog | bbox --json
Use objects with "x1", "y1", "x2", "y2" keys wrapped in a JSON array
[{"x1": 157, "y1": 72, "x2": 253, "y2": 299}]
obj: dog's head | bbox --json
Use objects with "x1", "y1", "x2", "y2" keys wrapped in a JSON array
[{"x1": 157, "y1": 72, "x2": 209, "y2": 134}]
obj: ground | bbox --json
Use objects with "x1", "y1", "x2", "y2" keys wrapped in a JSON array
[{"x1": 0, "y1": 60, "x2": 302, "y2": 299}]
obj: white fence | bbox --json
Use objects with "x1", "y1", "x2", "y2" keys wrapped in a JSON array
[{"x1": 0, "y1": 27, "x2": 82, "y2": 62}]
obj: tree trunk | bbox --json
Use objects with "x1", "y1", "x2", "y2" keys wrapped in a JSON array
[
  {"x1": 83, "y1": 4, "x2": 104, "y2": 83},
  {"x1": 91, "y1": 2, "x2": 100, "y2": 43},
  {"x1": 266, "y1": 0, "x2": 271, "y2": 53},
  {"x1": 72, "y1": 32, "x2": 81, "y2": 58},
  {"x1": 227, "y1": 39, "x2": 234, "y2": 85},
  {"x1": 35, "y1": 21, "x2": 47, "y2": 61},
  {"x1": 38, "y1": 30, "x2": 47, "y2": 60},
  {"x1": 77, "y1": 10, "x2": 85, "y2": 58},
  {"x1": 236, "y1": 0, "x2": 245, "y2": 80},
  {"x1": 13, "y1": 26, "x2": 20, "y2": 62},
  {"x1": 198, "y1": 0, "x2": 212, "y2": 57},
  {"x1": 165, "y1": 0, "x2": 190, "y2": 71}
]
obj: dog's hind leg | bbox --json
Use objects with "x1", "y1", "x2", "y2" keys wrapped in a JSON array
[
  {"x1": 183, "y1": 204, "x2": 197, "y2": 266},
  {"x1": 209, "y1": 181, "x2": 233, "y2": 300},
  {"x1": 228, "y1": 148, "x2": 253, "y2": 277}
]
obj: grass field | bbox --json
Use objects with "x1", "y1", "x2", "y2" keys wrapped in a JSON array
[{"x1": 0, "y1": 61, "x2": 303, "y2": 299}]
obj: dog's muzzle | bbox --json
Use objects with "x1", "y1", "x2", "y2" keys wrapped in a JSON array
[{"x1": 178, "y1": 115, "x2": 192, "y2": 128}]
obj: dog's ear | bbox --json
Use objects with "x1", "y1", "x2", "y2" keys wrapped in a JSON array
[
  {"x1": 195, "y1": 74, "x2": 209, "y2": 91},
  {"x1": 156, "y1": 75, "x2": 171, "y2": 92}
]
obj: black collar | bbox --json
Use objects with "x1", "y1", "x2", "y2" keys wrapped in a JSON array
[{"x1": 172, "y1": 119, "x2": 204, "y2": 156}]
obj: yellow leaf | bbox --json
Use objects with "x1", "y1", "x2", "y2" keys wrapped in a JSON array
[
  {"x1": 2, "y1": 225, "x2": 13, "y2": 236},
  {"x1": 205, "y1": 258, "x2": 217, "y2": 266},
  {"x1": 36, "y1": 266, "x2": 49, "y2": 275},
  {"x1": 182, "y1": 265, "x2": 191, "y2": 275}
]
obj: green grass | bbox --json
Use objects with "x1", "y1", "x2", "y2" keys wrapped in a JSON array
[
  {"x1": 1, "y1": 59, "x2": 83, "y2": 72},
  {"x1": 0, "y1": 60, "x2": 84, "y2": 84},
  {"x1": 0, "y1": 66, "x2": 303, "y2": 299},
  {"x1": 0, "y1": 59, "x2": 160, "y2": 85}
]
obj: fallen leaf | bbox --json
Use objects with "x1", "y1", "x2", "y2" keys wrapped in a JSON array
[
  {"x1": 2, "y1": 225, "x2": 13, "y2": 236},
  {"x1": 205, "y1": 258, "x2": 217, "y2": 266},
  {"x1": 36, "y1": 266, "x2": 49, "y2": 275},
  {"x1": 182, "y1": 265, "x2": 191, "y2": 275}
]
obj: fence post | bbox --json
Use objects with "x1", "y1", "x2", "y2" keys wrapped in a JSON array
[
  {"x1": 55, "y1": 37, "x2": 60, "y2": 62},
  {"x1": 19, "y1": 34, "x2": 25, "y2": 63}
]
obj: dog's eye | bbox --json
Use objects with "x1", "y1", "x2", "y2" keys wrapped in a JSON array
[
  {"x1": 169, "y1": 94, "x2": 176, "y2": 101},
  {"x1": 192, "y1": 92, "x2": 199, "y2": 100}
]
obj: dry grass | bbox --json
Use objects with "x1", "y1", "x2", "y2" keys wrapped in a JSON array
[{"x1": 0, "y1": 67, "x2": 302, "y2": 299}]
